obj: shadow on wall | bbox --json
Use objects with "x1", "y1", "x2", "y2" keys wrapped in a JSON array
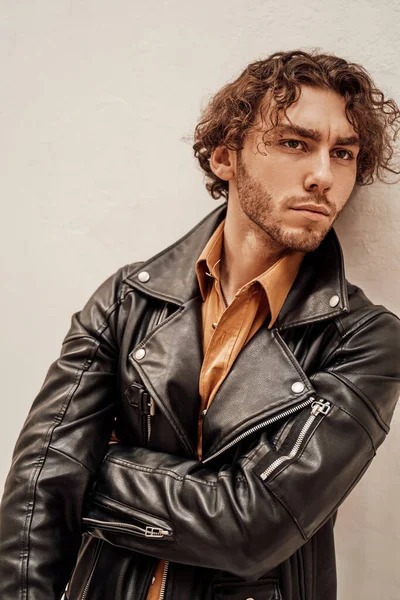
[{"x1": 334, "y1": 183, "x2": 400, "y2": 315}]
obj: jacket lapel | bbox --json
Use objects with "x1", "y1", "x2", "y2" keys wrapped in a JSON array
[
  {"x1": 129, "y1": 296, "x2": 203, "y2": 457},
  {"x1": 123, "y1": 204, "x2": 350, "y2": 458},
  {"x1": 201, "y1": 325, "x2": 315, "y2": 459}
]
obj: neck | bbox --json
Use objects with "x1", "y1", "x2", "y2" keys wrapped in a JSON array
[{"x1": 219, "y1": 199, "x2": 286, "y2": 304}]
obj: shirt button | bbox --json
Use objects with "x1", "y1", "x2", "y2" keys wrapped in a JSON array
[
  {"x1": 291, "y1": 381, "x2": 305, "y2": 394},
  {"x1": 138, "y1": 271, "x2": 150, "y2": 283},
  {"x1": 200, "y1": 409, "x2": 207, "y2": 418},
  {"x1": 212, "y1": 322, "x2": 218, "y2": 329},
  {"x1": 329, "y1": 294, "x2": 340, "y2": 308},
  {"x1": 135, "y1": 348, "x2": 146, "y2": 360}
]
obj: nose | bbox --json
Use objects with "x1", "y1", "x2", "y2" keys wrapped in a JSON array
[{"x1": 304, "y1": 151, "x2": 333, "y2": 193}]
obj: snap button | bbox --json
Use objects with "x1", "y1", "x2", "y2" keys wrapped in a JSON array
[
  {"x1": 212, "y1": 322, "x2": 218, "y2": 329},
  {"x1": 329, "y1": 294, "x2": 340, "y2": 308},
  {"x1": 138, "y1": 271, "x2": 150, "y2": 283},
  {"x1": 291, "y1": 381, "x2": 305, "y2": 394},
  {"x1": 200, "y1": 409, "x2": 207, "y2": 418},
  {"x1": 135, "y1": 348, "x2": 146, "y2": 360}
]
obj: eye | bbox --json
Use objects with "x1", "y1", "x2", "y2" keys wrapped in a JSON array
[
  {"x1": 280, "y1": 139, "x2": 306, "y2": 151},
  {"x1": 332, "y1": 149, "x2": 354, "y2": 160}
]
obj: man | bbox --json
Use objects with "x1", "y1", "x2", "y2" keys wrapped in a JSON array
[{"x1": 1, "y1": 49, "x2": 399, "y2": 600}]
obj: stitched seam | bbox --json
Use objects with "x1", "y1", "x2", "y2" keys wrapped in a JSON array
[
  {"x1": 129, "y1": 305, "x2": 184, "y2": 350},
  {"x1": 105, "y1": 456, "x2": 218, "y2": 487},
  {"x1": 123, "y1": 288, "x2": 183, "y2": 305},
  {"x1": 316, "y1": 310, "x2": 396, "y2": 372},
  {"x1": 334, "y1": 400, "x2": 377, "y2": 452},
  {"x1": 240, "y1": 442, "x2": 269, "y2": 468},
  {"x1": 274, "y1": 331, "x2": 314, "y2": 386},
  {"x1": 48, "y1": 445, "x2": 95, "y2": 472},
  {"x1": 334, "y1": 314, "x2": 345, "y2": 337},
  {"x1": 93, "y1": 493, "x2": 170, "y2": 523},
  {"x1": 218, "y1": 473, "x2": 247, "y2": 483},
  {"x1": 326, "y1": 372, "x2": 387, "y2": 441},
  {"x1": 19, "y1": 351, "x2": 95, "y2": 599},
  {"x1": 21, "y1": 342, "x2": 100, "y2": 597},
  {"x1": 63, "y1": 289, "x2": 123, "y2": 344},
  {"x1": 20, "y1": 272, "x2": 124, "y2": 597},
  {"x1": 121, "y1": 261, "x2": 145, "y2": 281},
  {"x1": 339, "y1": 309, "x2": 391, "y2": 343},
  {"x1": 278, "y1": 309, "x2": 345, "y2": 330}
]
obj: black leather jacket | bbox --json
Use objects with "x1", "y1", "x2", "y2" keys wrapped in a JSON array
[{"x1": 1, "y1": 204, "x2": 399, "y2": 600}]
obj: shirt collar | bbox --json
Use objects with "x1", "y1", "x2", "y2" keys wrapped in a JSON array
[
  {"x1": 195, "y1": 218, "x2": 305, "y2": 327},
  {"x1": 195, "y1": 220, "x2": 225, "y2": 301}
]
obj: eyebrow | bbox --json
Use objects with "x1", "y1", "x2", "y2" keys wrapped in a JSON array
[{"x1": 275, "y1": 123, "x2": 360, "y2": 147}]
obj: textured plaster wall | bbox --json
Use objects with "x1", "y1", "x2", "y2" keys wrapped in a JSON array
[{"x1": 1, "y1": 1, "x2": 399, "y2": 598}]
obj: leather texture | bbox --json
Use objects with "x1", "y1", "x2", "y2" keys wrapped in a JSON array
[{"x1": 0, "y1": 203, "x2": 399, "y2": 600}]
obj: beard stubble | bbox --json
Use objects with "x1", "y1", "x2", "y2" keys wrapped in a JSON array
[{"x1": 235, "y1": 153, "x2": 339, "y2": 253}]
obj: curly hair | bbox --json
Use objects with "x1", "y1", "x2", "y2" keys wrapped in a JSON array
[{"x1": 193, "y1": 49, "x2": 400, "y2": 200}]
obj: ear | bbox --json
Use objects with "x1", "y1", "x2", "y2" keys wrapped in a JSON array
[{"x1": 210, "y1": 146, "x2": 236, "y2": 181}]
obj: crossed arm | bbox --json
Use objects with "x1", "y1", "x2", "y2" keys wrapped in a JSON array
[{"x1": 84, "y1": 311, "x2": 400, "y2": 580}]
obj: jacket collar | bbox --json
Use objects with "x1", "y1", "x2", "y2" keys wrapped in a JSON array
[{"x1": 123, "y1": 203, "x2": 349, "y2": 329}]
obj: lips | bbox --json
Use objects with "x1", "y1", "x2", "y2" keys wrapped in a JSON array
[{"x1": 292, "y1": 203, "x2": 330, "y2": 216}]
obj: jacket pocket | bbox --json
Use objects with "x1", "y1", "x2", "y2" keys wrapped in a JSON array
[
  {"x1": 82, "y1": 494, "x2": 174, "y2": 541},
  {"x1": 213, "y1": 578, "x2": 282, "y2": 599},
  {"x1": 123, "y1": 381, "x2": 156, "y2": 446}
]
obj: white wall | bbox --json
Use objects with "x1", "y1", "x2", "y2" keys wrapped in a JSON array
[{"x1": 1, "y1": 1, "x2": 399, "y2": 598}]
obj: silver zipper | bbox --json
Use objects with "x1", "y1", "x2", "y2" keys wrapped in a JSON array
[
  {"x1": 81, "y1": 539, "x2": 103, "y2": 600},
  {"x1": 147, "y1": 415, "x2": 152, "y2": 442},
  {"x1": 260, "y1": 400, "x2": 331, "y2": 481},
  {"x1": 159, "y1": 560, "x2": 170, "y2": 600},
  {"x1": 145, "y1": 304, "x2": 168, "y2": 444},
  {"x1": 146, "y1": 398, "x2": 156, "y2": 442},
  {"x1": 202, "y1": 396, "x2": 317, "y2": 464},
  {"x1": 82, "y1": 517, "x2": 171, "y2": 539}
]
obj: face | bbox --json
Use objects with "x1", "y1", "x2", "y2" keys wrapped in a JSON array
[{"x1": 230, "y1": 86, "x2": 360, "y2": 253}]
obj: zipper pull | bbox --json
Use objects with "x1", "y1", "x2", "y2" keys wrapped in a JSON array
[
  {"x1": 311, "y1": 400, "x2": 331, "y2": 416},
  {"x1": 125, "y1": 383, "x2": 156, "y2": 416},
  {"x1": 145, "y1": 526, "x2": 170, "y2": 538},
  {"x1": 148, "y1": 397, "x2": 156, "y2": 417}
]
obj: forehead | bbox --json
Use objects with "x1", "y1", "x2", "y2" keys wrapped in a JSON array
[{"x1": 255, "y1": 85, "x2": 358, "y2": 139}]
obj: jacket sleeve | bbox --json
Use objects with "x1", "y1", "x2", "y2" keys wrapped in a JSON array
[
  {"x1": 0, "y1": 266, "x2": 126, "y2": 600},
  {"x1": 83, "y1": 310, "x2": 400, "y2": 580}
]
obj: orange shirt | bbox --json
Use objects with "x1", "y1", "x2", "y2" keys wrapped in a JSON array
[{"x1": 146, "y1": 219, "x2": 304, "y2": 599}]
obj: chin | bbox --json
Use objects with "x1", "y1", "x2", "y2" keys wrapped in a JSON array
[
  {"x1": 287, "y1": 237, "x2": 325, "y2": 253},
  {"x1": 259, "y1": 222, "x2": 332, "y2": 253},
  {"x1": 281, "y1": 226, "x2": 331, "y2": 252}
]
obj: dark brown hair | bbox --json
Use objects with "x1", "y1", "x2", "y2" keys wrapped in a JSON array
[{"x1": 193, "y1": 49, "x2": 400, "y2": 199}]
